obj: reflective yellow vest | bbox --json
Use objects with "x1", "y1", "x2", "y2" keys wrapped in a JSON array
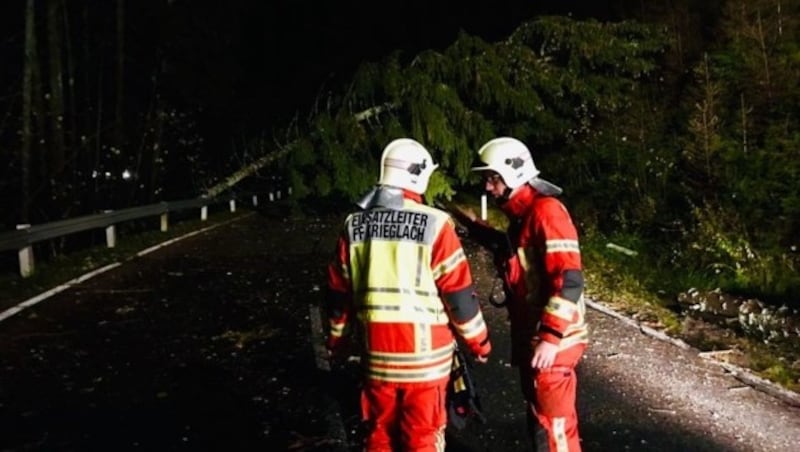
[{"x1": 330, "y1": 198, "x2": 483, "y2": 384}]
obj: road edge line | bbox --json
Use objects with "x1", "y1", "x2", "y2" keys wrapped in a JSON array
[{"x1": 0, "y1": 212, "x2": 252, "y2": 324}]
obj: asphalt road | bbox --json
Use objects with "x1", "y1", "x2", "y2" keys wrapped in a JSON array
[{"x1": 1, "y1": 208, "x2": 798, "y2": 451}]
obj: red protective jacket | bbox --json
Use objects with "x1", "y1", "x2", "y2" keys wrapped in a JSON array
[{"x1": 473, "y1": 184, "x2": 587, "y2": 364}]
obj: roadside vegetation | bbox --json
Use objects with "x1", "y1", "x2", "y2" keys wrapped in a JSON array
[{"x1": 580, "y1": 230, "x2": 800, "y2": 393}]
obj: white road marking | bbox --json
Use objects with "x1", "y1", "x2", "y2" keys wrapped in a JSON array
[{"x1": 0, "y1": 213, "x2": 251, "y2": 324}]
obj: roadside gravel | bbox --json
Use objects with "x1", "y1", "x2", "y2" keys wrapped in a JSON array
[{"x1": 579, "y1": 305, "x2": 800, "y2": 451}]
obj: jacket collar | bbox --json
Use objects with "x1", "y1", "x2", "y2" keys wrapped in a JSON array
[
  {"x1": 356, "y1": 185, "x2": 422, "y2": 210},
  {"x1": 402, "y1": 189, "x2": 423, "y2": 203},
  {"x1": 499, "y1": 184, "x2": 538, "y2": 219}
]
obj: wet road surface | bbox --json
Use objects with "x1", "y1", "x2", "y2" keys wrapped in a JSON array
[{"x1": 1, "y1": 207, "x2": 798, "y2": 451}]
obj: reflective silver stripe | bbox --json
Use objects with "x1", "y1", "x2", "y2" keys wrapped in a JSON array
[
  {"x1": 384, "y1": 157, "x2": 410, "y2": 170},
  {"x1": 366, "y1": 359, "x2": 452, "y2": 382},
  {"x1": 361, "y1": 287, "x2": 440, "y2": 298},
  {"x1": 329, "y1": 321, "x2": 345, "y2": 337},
  {"x1": 545, "y1": 239, "x2": 580, "y2": 253},
  {"x1": 366, "y1": 344, "x2": 454, "y2": 383},
  {"x1": 553, "y1": 417, "x2": 568, "y2": 452},
  {"x1": 359, "y1": 303, "x2": 445, "y2": 316},
  {"x1": 338, "y1": 262, "x2": 350, "y2": 280},
  {"x1": 431, "y1": 248, "x2": 466, "y2": 279},
  {"x1": 368, "y1": 344, "x2": 454, "y2": 364},
  {"x1": 518, "y1": 247, "x2": 529, "y2": 271},
  {"x1": 544, "y1": 296, "x2": 578, "y2": 321},
  {"x1": 454, "y1": 314, "x2": 487, "y2": 339},
  {"x1": 434, "y1": 425, "x2": 446, "y2": 452}
]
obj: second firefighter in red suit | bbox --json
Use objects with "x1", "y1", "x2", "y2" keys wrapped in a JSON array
[{"x1": 464, "y1": 137, "x2": 588, "y2": 452}]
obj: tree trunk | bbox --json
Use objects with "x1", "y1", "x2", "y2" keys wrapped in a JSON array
[
  {"x1": 32, "y1": 18, "x2": 47, "y2": 201},
  {"x1": 81, "y1": 4, "x2": 92, "y2": 162},
  {"x1": 130, "y1": 59, "x2": 164, "y2": 205},
  {"x1": 149, "y1": 107, "x2": 164, "y2": 203},
  {"x1": 115, "y1": 0, "x2": 125, "y2": 150},
  {"x1": 46, "y1": 0, "x2": 66, "y2": 179},
  {"x1": 740, "y1": 92, "x2": 749, "y2": 155},
  {"x1": 21, "y1": 0, "x2": 37, "y2": 223},
  {"x1": 61, "y1": 0, "x2": 80, "y2": 197},
  {"x1": 701, "y1": 53, "x2": 713, "y2": 179},
  {"x1": 203, "y1": 104, "x2": 393, "y2": 197},
  {"x1": 755, "y1": 10, "x2": 772, "y2": 100}
]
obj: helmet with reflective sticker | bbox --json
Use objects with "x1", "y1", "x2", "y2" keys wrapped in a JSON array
[
  {"x1": 378, "y1": 138, "x2": 439, "y2": 194},
  {"x1": 471, "y1": 137, "x2": 539, "y2": 189}
]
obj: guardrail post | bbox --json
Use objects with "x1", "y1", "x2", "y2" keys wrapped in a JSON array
[
  {"x1": 16, "y1": 224, "x2": 34, "y2": 278},
  {"x1": 229, "y1": 199, "x2": 236, "y2": 213},
  {"x1": 252, "y1": 195, "x2": 258, "y2": 207},
  {"x1": 103, "y1": 210, "x2": 117, "y2": 248},
  {"x1": 160, "y1": 213, "x2": 169, "y2": 232},
  {"x1": 201, "y1": 205, "x2": 208, "y2": 221},
  {"x1": 106, "y1": 225, "x2": 116, "y2": 248}
]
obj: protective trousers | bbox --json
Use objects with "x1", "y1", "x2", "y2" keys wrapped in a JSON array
[
  {"x1": 519, "y1": 343, "x2": 586, "y2": 452},
  {"x1": 360, "y1": 380, "x2": 447, "y2": 452}
]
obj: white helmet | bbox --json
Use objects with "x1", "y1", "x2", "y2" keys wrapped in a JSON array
[
  {"x1": 378, "y1": 138, "x2": 439, "y2": 194},
  {"x1": 471, "y1": 137, "x2": 562, "y2": 194}
]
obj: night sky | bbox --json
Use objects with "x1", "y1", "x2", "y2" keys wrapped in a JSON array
[
  {"x1": 159, "y1": 0, "x2": 626, "y2": 139},
  {"x1": 241, "y1": 0, "x2": 624, "y2": 125},
  {"x1": 0, "y1": 0, "x2": 629, "y2": 152}
]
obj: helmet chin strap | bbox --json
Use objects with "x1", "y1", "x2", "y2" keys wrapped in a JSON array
[{"x1": 492, "y1": 187, "x2": 514, "y2": 205}]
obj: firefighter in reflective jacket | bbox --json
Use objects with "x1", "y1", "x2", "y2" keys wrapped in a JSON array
[
  {"x1": 467, "y1": 137, "x2": 588, "y2": 452},
  {"x1": 325, "y1": 138, "x2": 492, "y2": 452}
]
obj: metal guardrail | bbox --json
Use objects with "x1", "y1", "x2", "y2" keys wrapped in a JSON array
[
  {"x1": 0, "y1": 188, "x2": 290, "y2": 278},
  {"x1": 0, "y1": 198, "x2": 209, "y2": 253}
]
